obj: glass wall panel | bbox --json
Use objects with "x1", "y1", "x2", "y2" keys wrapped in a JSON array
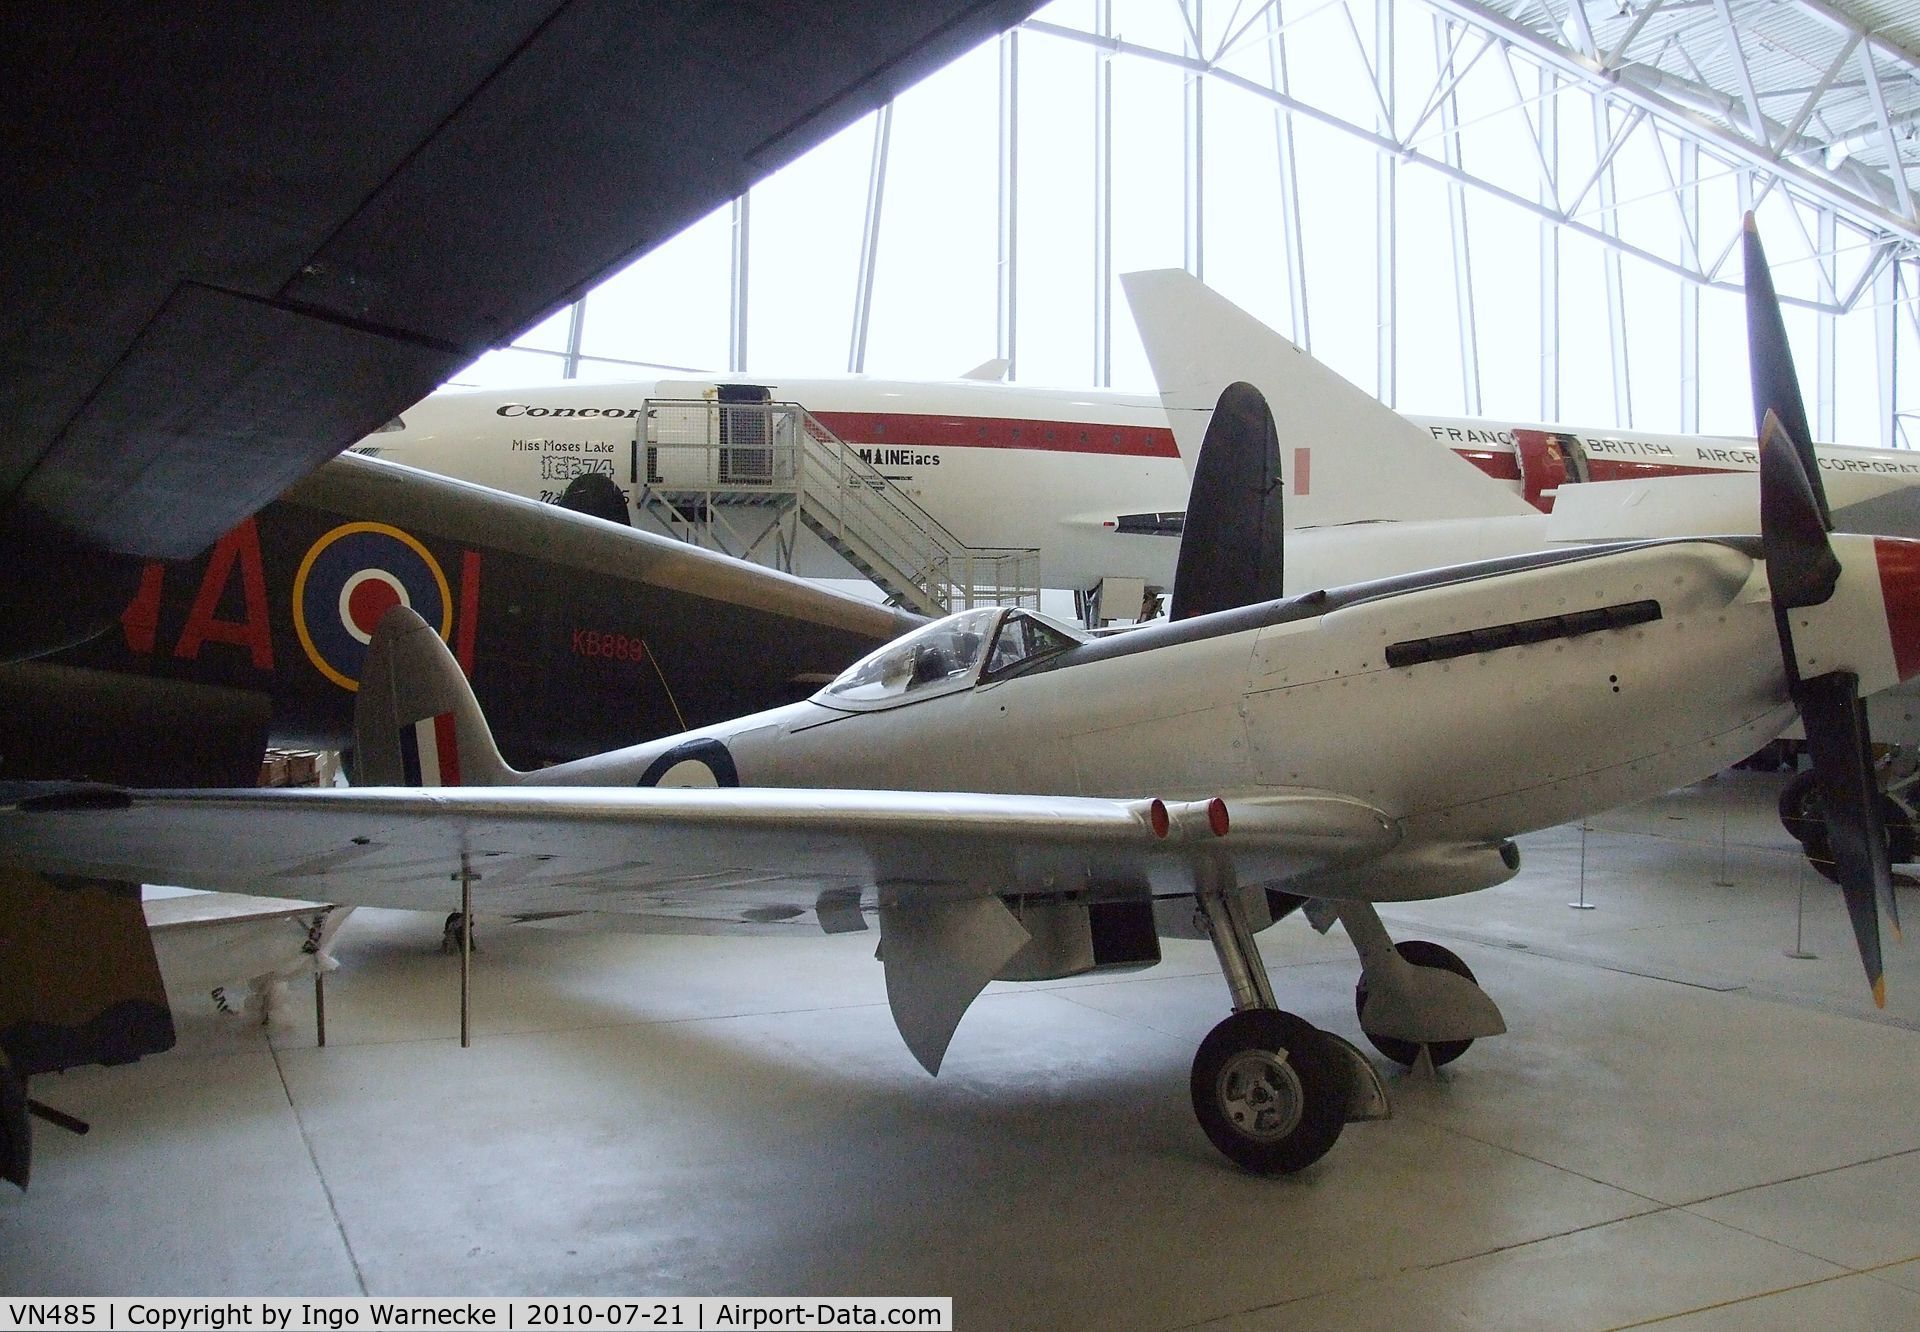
[
  {"x1": 1289, "y1": 115, "x2": 1376, "y2": 394},
  {"x1": 1393, "y1": 165, "x2": 1467, "y2": 416},
  {"x1": 1834, "y1": 289, "x2": 1880, "y2": 448},
  {"x1": 1553, "y1": 227, "x2": 1616, "y2": 427},
  {"x1": 1199, "y1": 79, "x2": 1296, "y2": 348},
  {"x1": 1106, "y1": 53, "x2": 1187, "y2": 389},
  {"x1": 862, "y1": 39, "x2": 999, "y2": 379},
  {"x1": 1622, "y1": 263, "x2": 1680, "y2": 431},
  {"x1": 571, "y1": 204, "x2": 732, "y2": 373},
  {"x1": 1015, "y1": 29, "x2": 1096, "y2": 386},
  {"x1": 516, "y1": 306, "x2": 574, "y2": 354},
  {"x1": 447, "y1": 347, "x2": 571, "y2": 389},
  {"x1": 747, "y1": 112, "x2": 871, "y2": 374},
  {"x1": 1463, "y1": 192, "x2": 1539, "y2": 422},
  {"x1": 1449, "y1": 49, "x2": 1554, "y2": 204},
  {"x1": 1697, "y1": 281, "x2": 1748, "y2": 437}
]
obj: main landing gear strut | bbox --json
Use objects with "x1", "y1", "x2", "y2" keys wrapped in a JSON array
[{"x1": 1188, "y1": 865, "x2": 1387, "y2": 1173}]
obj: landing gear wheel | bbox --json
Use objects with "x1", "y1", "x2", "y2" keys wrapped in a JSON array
[
  {"x1": 1778, "y1": 771, "x2": 1917, "y2": 880},
  {"x1": 1190, "y1": 1009, "x2": 1345, "y2": 1174},
  {"x1": 1354, "y1": 939, "x2": 1478, "y2": 1069}
]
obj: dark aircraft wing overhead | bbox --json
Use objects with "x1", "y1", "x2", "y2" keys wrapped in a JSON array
[{"x1": 0, "y1": 1, "x2": 1043, "y2": 566}]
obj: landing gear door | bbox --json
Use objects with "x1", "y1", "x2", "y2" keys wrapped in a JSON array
[{"x1": 1512, "y1": 429, "x2": 1590, "y2": 512}]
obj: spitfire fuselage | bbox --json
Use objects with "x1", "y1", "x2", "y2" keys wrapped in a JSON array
[{"x1": 513, "y1": 534, "x2": 1915, "y2": 902}]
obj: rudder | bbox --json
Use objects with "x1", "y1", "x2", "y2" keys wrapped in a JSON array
[{"x1": 353, "y1": 606, "x2": 515, "y2": 787}]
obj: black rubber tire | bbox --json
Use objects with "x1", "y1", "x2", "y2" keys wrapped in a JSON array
[
  {"x1": 1189, "y1": 1009, "x2": 1345, "y2": 1174},
  {"x1": 1354, "y1": 939, "x2": 1478, "y2": 1069},
  {"x1": 1778, "y1": 772, "x2": 1917, "y2": 879}
]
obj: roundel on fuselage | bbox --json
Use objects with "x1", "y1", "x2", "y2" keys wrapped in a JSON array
[
  {"x1": 638, "y1": 738, "x2": 740, "y2": 788},
  {"x1": 293, "y1": 522, "x2": 452, "y2": 691}
]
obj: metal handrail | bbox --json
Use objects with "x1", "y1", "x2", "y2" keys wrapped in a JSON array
[{"x1": 642, "y1": 399, "x2": 1038, "y2": 614}]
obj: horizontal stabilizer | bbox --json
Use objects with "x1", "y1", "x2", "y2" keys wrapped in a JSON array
[{"x1": 1122, "y1": 270, "x2": 1531, "y2": 528}]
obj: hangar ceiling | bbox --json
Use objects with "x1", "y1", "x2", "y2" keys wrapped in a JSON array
[
  {"x1": 492, "y1": 0, "x2": 1920, "y2": 452},
  {"x1": 1452, "y1": 0, "x2": 1920, "y2": 249}
]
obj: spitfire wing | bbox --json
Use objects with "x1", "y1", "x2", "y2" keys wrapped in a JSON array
[
  {"x1": 1, "y1": 782, "x2": 1398, "y2": 1076},
  {"x1": 0, "y1": 784, "x2": 1396, "y2": 926}
]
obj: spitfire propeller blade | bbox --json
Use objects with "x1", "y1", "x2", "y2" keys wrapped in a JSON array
[
  {"x1": 1792, "y1": 670, "x2": 1894, "y2": 1006},
  {"x1": 1745, "y1": 212, "x2": 1830, "y2": 528},
  {"x1": 1749, "y1": 218, "x2": 1898, "y2": 1005},
  {"x1": 1171, "y1": 381, "x2": 1284, "y2": 621},
  {"x1": 1758, "y1": 412, "x2": 1840, "y2": 609}
]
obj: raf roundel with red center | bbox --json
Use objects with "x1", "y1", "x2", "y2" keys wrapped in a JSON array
[{"x1": 346, "y1": 575, "x2": 404, "y2": 638}]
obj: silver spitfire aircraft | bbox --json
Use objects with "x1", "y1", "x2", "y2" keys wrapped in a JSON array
[{"x1": 4, "y1": 366, "x2": 1916, "y2": 1173}]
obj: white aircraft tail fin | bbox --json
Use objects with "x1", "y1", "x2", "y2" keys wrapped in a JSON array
[
  {"x1": 353, "y1": 606, "x2": 516, "y2": 787},
  {"x1": 1122, "y1": 270, "x2": 1532, "y2": 527}
]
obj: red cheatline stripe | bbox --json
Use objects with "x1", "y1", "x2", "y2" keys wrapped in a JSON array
[
  {"x1": 1585, "y1": 460, "x2": 1725, "y2": 482},
  {"x1": 1876, "y1": 537, "x2": 1920, "y2": 683},
  {"x1": 432, "y1": 711, "x2": 462, "y2": 787},
  {"x1": 811, "y1": 410, "x2": 1179, "y2": 459},
  {"x1": 1459, "y1": 450, "x2": 1522, "y2": 482}
]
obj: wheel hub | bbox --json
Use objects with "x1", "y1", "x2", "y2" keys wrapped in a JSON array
[{"x1": 1215, "y1": 1047, "x2": 1303, "y2": 1142}]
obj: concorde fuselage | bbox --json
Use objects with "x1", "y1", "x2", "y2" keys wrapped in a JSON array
[{"x1": 365, "y1": 376, "x2": 1920, "y2": 596}]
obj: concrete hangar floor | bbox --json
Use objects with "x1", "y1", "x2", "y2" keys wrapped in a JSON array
[{"x1": 5, "y1": 773, "x2": 1919, "y2": 1328}]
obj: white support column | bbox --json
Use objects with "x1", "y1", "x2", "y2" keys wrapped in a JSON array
[
  {"x1": 1817, "y1": 207, "x2": 1837, "y2": 443},
  {"x1": 997, "y1": 29, "x2": 1020, "y2": 375},
  {"x1": 1184, "y1": 0, "x2": 1205, "y2": 280},
  {"x1": 1433, "y1": 13, "x2": 1480, "y2": 416},
  {"x1": 1679, "y1": 139, "x2": 1700, "y2": 434},
  {"x1": 562, "y1": 299, "x2": 586, "y2": 381},
  {"x1": 1267, "y1": 0, "x2": 1311, "y2": 349},
  {"x1": 1375, "y1": 0, "x2": 1396, "y2": 408},
  {"x1": 1878, "y1": 258, "x2": 1899, "y2": 449},
  {"x1": 728, "y1": 194, "x2": 749, "y2": 373},
  {"x1": 848, "y1": 104, "x2": 892, "y2": 374},
  {"x1": 1094, "y1": 0, "x2": 1114, "y2": 385},
  {"x1": 1592, "y1": 97, "x2": 1632, "y2": 426},
  {"x1": 1540, "y1": 66, "x2": 1560, "y2": 422}
]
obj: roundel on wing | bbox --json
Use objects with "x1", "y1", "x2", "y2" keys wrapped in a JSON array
[{"x1": 293, "y1": 522, "x2": 452, "y2": 690}]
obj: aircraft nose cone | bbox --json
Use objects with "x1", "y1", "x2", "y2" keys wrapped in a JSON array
[{"x1": 1875, "y1": 537, "x2": 1920, "y2": 681}]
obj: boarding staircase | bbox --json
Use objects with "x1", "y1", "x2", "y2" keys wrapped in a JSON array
[{"x1": 635, "y1": 398, "x2": 1039, "y2": 618}]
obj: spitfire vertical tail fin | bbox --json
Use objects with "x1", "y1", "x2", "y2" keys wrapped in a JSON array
[
  {"x1": 1122, "y1": 269, "x2": 1532, "y2": 527},
  {"x1": 1172, "y1": 382, "x2": 1285, "y2": 619},
  {"x1": 353, "y1": 606, "x2": 516, "y2": 787}
]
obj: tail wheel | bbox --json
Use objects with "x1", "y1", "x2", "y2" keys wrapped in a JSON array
[
  {"x1": 1779, "y1": 771, "x2": 1917, "y2": 879},
  {"x1": 1354, "y1": 939, "x2": 1478, "y2": 1069},
  {"x1": 1190, "y1": 1009, "x2": 1345, "y2": 1174}
]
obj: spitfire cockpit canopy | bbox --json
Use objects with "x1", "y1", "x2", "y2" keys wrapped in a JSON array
[{"x1": 817, "y1": 606, "x2": 1085, "y2": 709}]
